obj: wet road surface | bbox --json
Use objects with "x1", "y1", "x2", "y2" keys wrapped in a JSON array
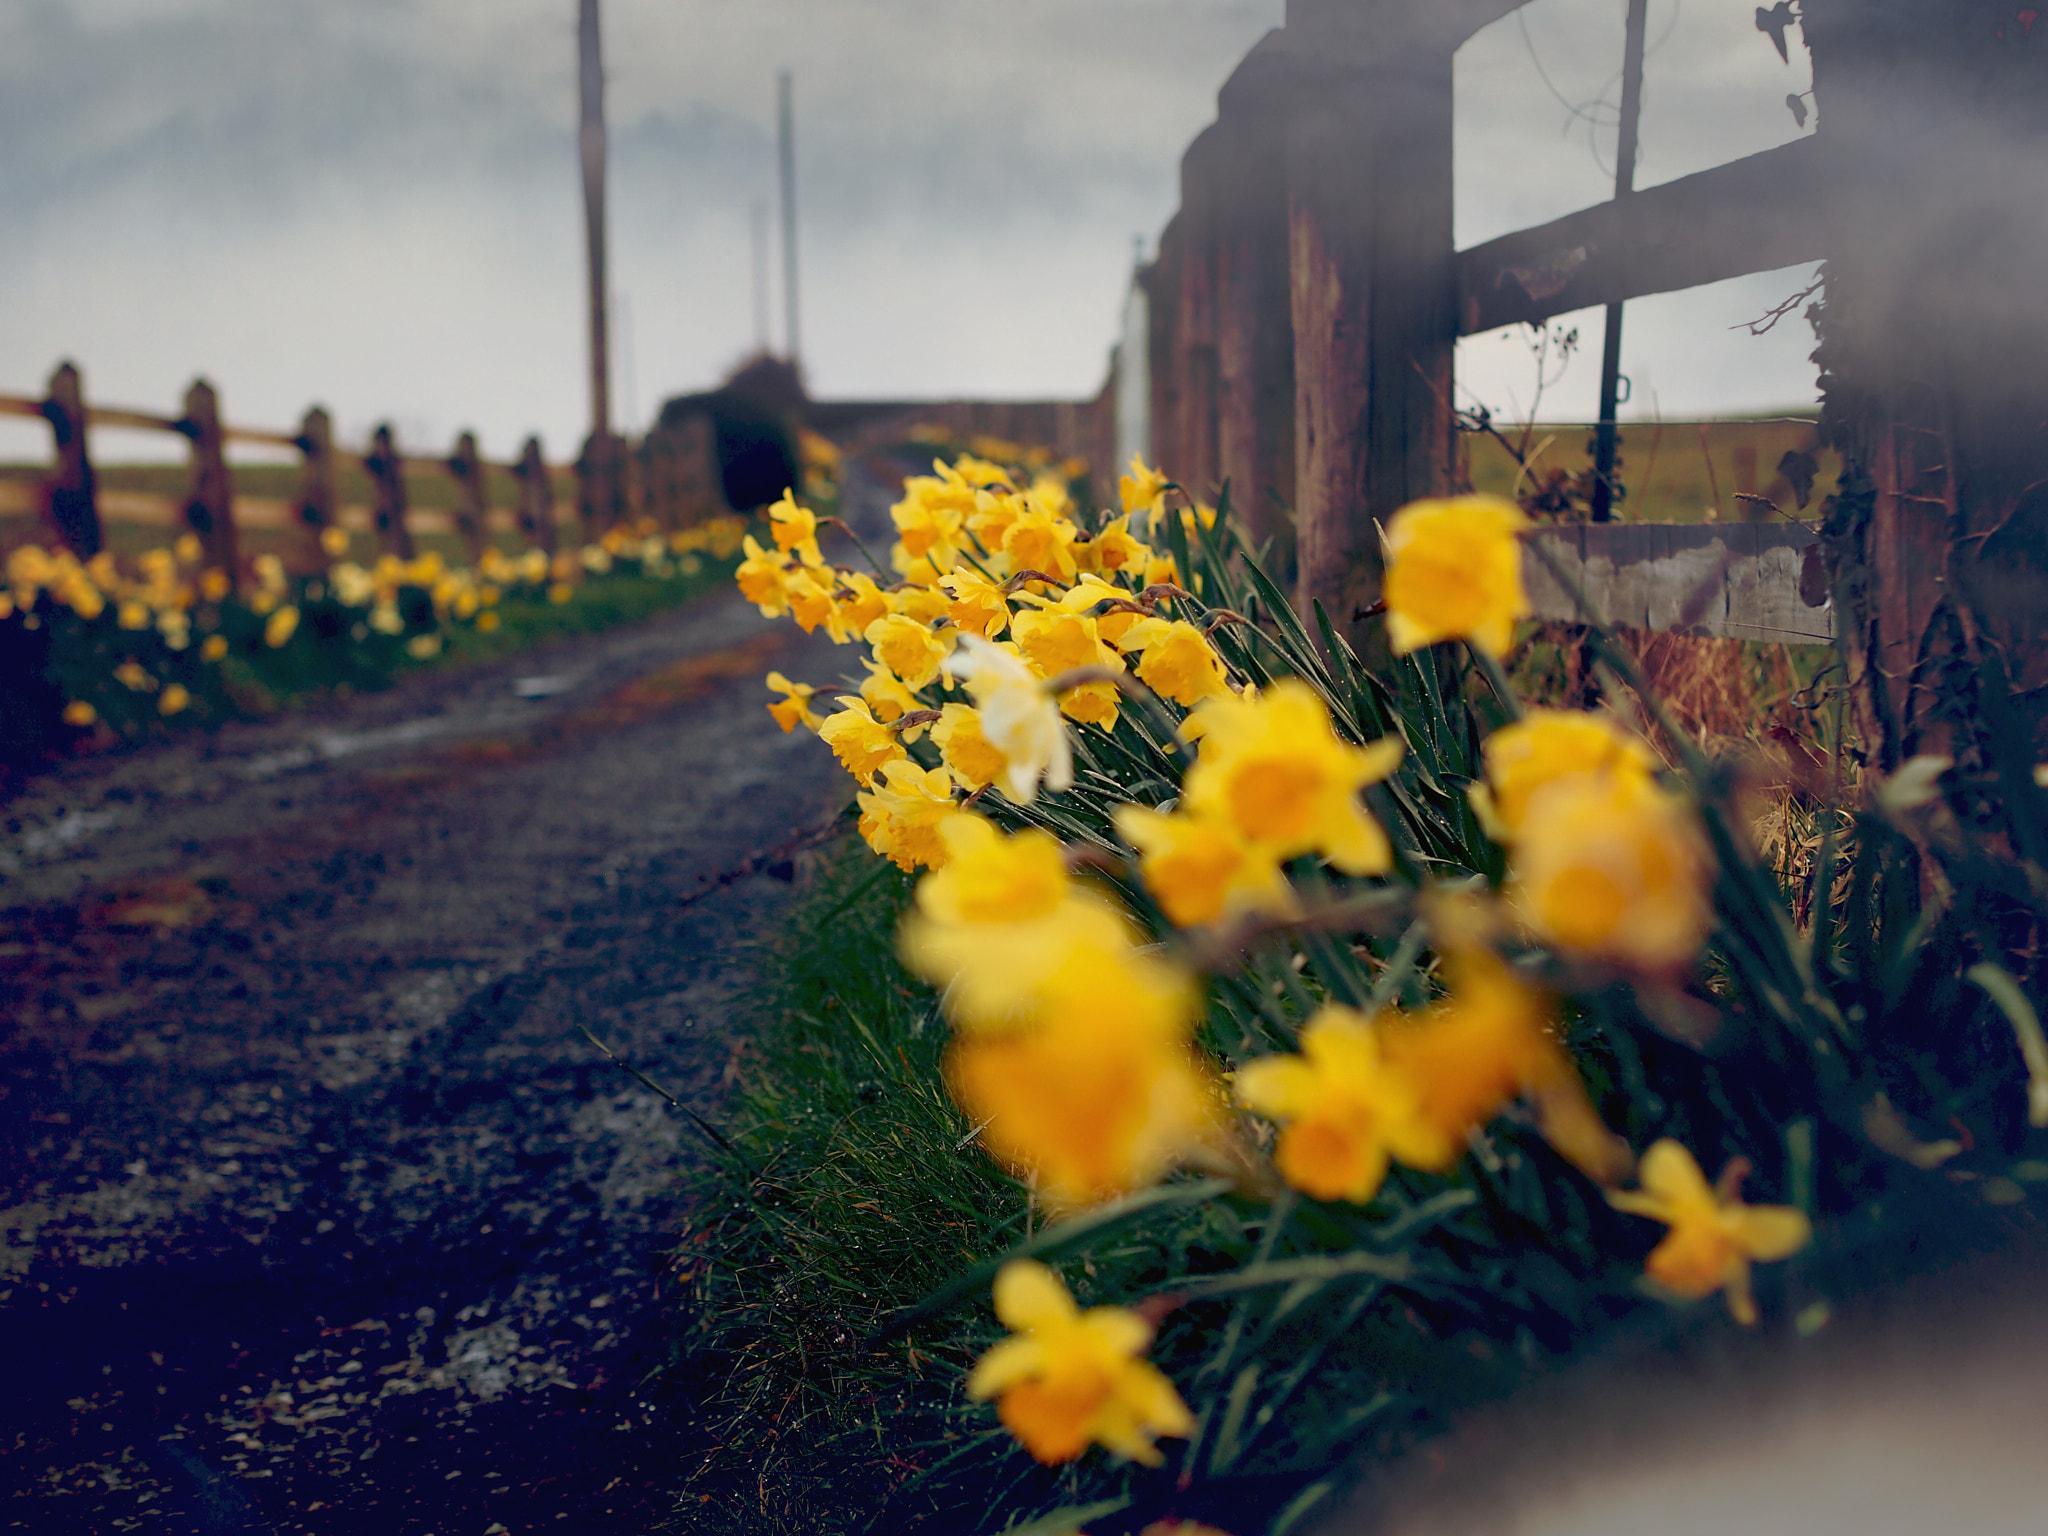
[{"x1": 0, "y1": 547, "x2": 855, "y2": 1532}]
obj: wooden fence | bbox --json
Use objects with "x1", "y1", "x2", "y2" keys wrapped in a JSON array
[
  {"x1": 0, "y1": 362, "x2": 734, "y2": 594},
  {"x1": 1113, "y1": 0, "x2": 2048, "y2": 770}
]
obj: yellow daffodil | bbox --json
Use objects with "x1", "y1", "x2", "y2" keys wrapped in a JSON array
[
  {"x1": 765, "y1": 672, "x2": 821, "y2": 734},
  {"x1": 1471, "y1": 709, "x2": 1661, "y2": 839},
  {"x1": 1117, "y1": 617, "x2": 1232, "y2": 707},
  {"x1": 1112, "y1": 805, "x2": 1293, "y2": 929},
  {"x1": 767, "y1": 490, "x2": 822, "y2": 566},
  {"x1": 1011, "y1": 583, "x2": 1127, "y2": 728},
  {"x1": 117, "y1": 599, "x2": 150, "y2": 631},
  {"x1": 864, "y1": 613, "x2": 952, "y2": 691},
  {"x1": 1608, "y1": 1139, "x2": 1811, "y2": 1325},
  {"x1": 201, "y1": 634, "x2": 229, "y2": 663},
  {"x1": 319, "y1": 526, "x2": 351, "y2": 558},
  {"x1": 1377, "y1": 950, "x2": 1631, "y2": 1185},
  {"x1": 1076, "y1": 514, "x2": 1152, "y2": 579},
  {"x1": 157, "y1": 683, "x2": 191, "y2": 716},
  {"x1": 784, "y1": 567, "x2": 841, "y2": 639},
  {"x1": 902, "y1": 817, "x2": 1137, "y2": 1027},
  {"x1": 942, "y1": 635, "x2": 1072, "y2": 804},
  {"x1": 858, "y1": 656, "x2": 926, "y2": 728},
  {"x1": 833, "y1": 570, "x2": 893, "y2": 639},
  {"x1": 113, "y1": 661, "x2": 154, "y2": 692},
  {"x1": 1001, "y1": 502, "x2": 1080, "y2": 585},
  {"x1": 931, "y1": 702, "x2": 1007, "y2": 791},
  {"x1": 914, "y1": 816, "x2": 1070, "y2": 927},
  {"x1": 937, "y1": 569, "x2": 1010, "y2": 639},
  {"x1": 1383, "y1": 494, "x2": 1531, "y2": 658},
  {"x1": 947, "y1": 939, "x2": 1215, "y2": 1208},
  {"x1": 737, "y1": 535, "x2": 793, "y2": 617},
  {"x1": 856, "y1": 760, "x2": 964, "y2": 872},
  {"x1": 891, "y1": 480, "x2": 967, "y2": 575},
  {"x1": 62, "y1": 700, "x2": 97, "y2": 727},
  {"x1": 264, "y1": 605, "x2": 300, "y2": 649},
  {"x1": 1181, "y1": 680, "x2": 1402, "y2": 873},
  {"x1": 1120, "y1": 455, "x2": 1171, "y2": 524},
  {"x1": 815, "y1": 697, "x2": 907, "y2": 787},
  {"x1": 955, "y1": 452, "x2": 1015, "y2": 488},
  {"x1": 967, "y1": 489, "x2": 1024, "y2": 562},
  {"x1": 966, "y1": 1260, "x2": 1194, "y2": 1466},
  {"x1": 1510, "y1": 772, "x2": 1714, "y2": 972},
  {"x1": 1235, "y1": 1006, "x2": 1436, "y2": 1203}
]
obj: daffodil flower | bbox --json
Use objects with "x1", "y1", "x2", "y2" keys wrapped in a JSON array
[
  {"x1": 864, "y1": 613, "x2": 952, "y2": 691},
  {"x1": 855, "y1": 760, "x2": 964, "y2": 872},
  {"x1": 1509, "y1": 772, "x2": 1714, "y2": 973},
  {"x1": 966, "y1": 1260, "x2": 1194, "y2": 1466},
  {"x1": 1181, "y1": 680, "x2": 1402, "y2": 874},
  {"x1": 1116, "y1": 617, "x2": 1232, "y2": 707},
  {"x1": 1235, "y1": 1006, "x2": 1432, "y2": 1203},
  {"x1": 767, "y1": 490, "x2": 822, "y2": 566},
  {"x1": 1112, "y1": 805, "x2": 1293, "y2": 929},
  {"x1": 1383, "y1": 494, "x2": 1531, "y2": 658},
  {"x1": 764, "y1": 672, "x2": 821, "y2": 735},
  {"x1": 815, "y1": 697, "x2": 907, "y2": 787},
  {"x1": 930, "y1": 702, "x2": 1007, "y2": 791},
  {"x1": 1608, "y1": 1139, "x2": 1811, "y2": 1325},
  {"x1": 942, "y1": 635, "x2": 1072, "y2": 804},
  {"x1": 1471, "y1": 709, "x2": 1661, "y2": 840},
  {"x1": 1120, "y1": 454, "x2": 1171, "y2": 525},
  {"x1": 947, "y1": 940, "x2": 1216, "y2": 1208}
]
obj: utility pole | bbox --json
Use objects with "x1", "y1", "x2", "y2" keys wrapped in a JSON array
[
  {"x1": 1590, "y1": 0, "x2": 1648, "y2": 522},
  {"x1": 776, "y1": 69, "x2": 800, "y2": 366},
  {"x1": 579, "y1": 0, "x2": 615, "y2": 525},
  {"x1": 751, "y1": 199, "x2": 771, "y2": 356}
]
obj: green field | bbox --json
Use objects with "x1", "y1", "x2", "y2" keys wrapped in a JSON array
[{"x1": 1464, "y1": 416, "x2": 1838, "y2": 524}]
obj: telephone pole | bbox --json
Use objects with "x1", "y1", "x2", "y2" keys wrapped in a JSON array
[
  {"x1": 579, "y1": 0, "x2": 616, "y2": 525},
  {"x1": 1590, "y1": 0, "x2": 1648, "y2": 521},
  {"x1": 776, "y1": 69, "x2": 800, "y2": 366}
]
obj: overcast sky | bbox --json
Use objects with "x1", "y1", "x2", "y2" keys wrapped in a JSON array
[{"x1": 0, "y1": 0, "x2": 1820, "y2": 464}]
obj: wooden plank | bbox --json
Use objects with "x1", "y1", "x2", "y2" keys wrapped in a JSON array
[
  {"x1": 0, "y1": 395, "x2": 46, "y2": 421},
  {"x1": 1457, "y1": 137, "x2": 1830, "y2": 337},
  {"x1": 47, "y1": 362, "x2": 102, "y2": 558},
  {"x1": 88, "y1": 405, "x2": 185, "y2": 435},
  {"x1": 1525, "y1": 520, "x2": 1833, "y2": 644}
]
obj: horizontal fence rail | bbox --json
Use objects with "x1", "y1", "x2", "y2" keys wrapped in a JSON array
[
  {"x1": 1525, "y1": 521, "x2": 1832, "y2": 645},
  {"x1": 0, "y1": 363, "x2": 745, "y2": 590}
]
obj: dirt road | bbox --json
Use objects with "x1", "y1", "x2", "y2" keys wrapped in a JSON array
[{"x1": 0, "y1": 533, "x2": 858, "y2": 1531}]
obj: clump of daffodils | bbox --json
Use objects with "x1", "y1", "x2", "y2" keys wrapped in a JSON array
[
  {"x1": 742, "y1": 456, "x2": 1819, "y2": 1473},
  {"x1": 10, "y1": 512, "x2": 748, "y2": 741}
]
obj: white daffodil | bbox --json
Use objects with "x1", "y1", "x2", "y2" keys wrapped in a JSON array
[{"x1": 943, "y1": 633, "x2": 1072, "y2": 804}]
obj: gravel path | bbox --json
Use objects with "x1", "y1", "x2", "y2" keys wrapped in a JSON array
[{"x1": 0, "y1": 493, "x2": 875, "y2": 1532}]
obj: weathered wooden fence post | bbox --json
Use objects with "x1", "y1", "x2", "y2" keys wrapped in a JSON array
[
  {"x1": 365, "y1": 424, "x2": 414, "y2": 560},
  {"x1": 1144, "y1": 216, "x2": 1184, "y2": 487},
  {"x1": 42, "y1": 361, "x2": 100, "y2": 559},
  {"x1": 577, "y1": 431, "x2": 623, "y2": 538},
  {"x1": 1284, "y1": 3, "x2": 1457, "y2": 637},
  {"x1": 180, "y1": 379, "x2": 237, "y2": 588},
  {"x1": 1805, "y1": 0, "x2": 2048, "y2": 766},
  {"x1": 1211, "y1": 32, "x2": 1298, "y2": 561},
  {"x1": 294, "y1": 406, "x2": 337, "y2": 568},
  {"x1": 514, "y1": 436, "x2": 557, "y2": 554},
  {"x1": 1174, "y1": 131, "x2": 1223, "y2": 503},
  {"x1": 447, "y1": 430, "x2": 492, "y2": 564}
]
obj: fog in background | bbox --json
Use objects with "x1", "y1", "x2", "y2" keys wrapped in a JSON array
[{"x1": 1, "y1": 0, "x2": 1820, "y2": 463}]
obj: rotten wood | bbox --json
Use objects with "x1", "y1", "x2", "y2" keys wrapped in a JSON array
[
  {"x1": 365, "y1": 423, "x2": 415, "y2": 560},
  {"x1": 514, "y1": 435, "x2": 557, "y2": 554},
  {"x1": 42, "y1": 361, "x2": 101, "y2": 559},
  {"x1": 294, "y1": 406, "x2": 337, "y2": 569},
  {"x1": 1174, "y1": 129, "x2": 1223, "y2": 503},
  {"x1": 1456, "y1": 138, "x2": 1832, "y2": 337},
  {"x1": 180, "y1": 379, "x2": 237, "y2": 588},
  {"x1": 1285, "y1": 26, "x2": 1457, "y2": 639},
  {"x1": 447, "y1": 429, "x2": 492, "y2": 564},
  {"x1": 1211, "y1": 31, "x2": 1298, "y2": 562}
]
